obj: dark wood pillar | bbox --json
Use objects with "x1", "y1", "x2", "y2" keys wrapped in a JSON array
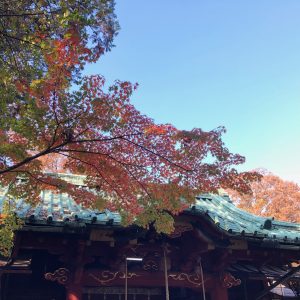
[
  {"x1": 66, "y1": 284, "x2": 82, "y2": 300},
  {"x1": 210, "y1": 280, "x2": 228, "y2": 300},
  {"x1": 0, "y1": 272, "x2": 2, "y2": 300},
  {"x1": 60, "y1": 240, "x2": 87, "y2": 300}
]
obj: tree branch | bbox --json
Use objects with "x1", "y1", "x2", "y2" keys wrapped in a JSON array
[
  {"x1": 9, "y1": 170, "x2": 61, "y2": 189},
  {"x1": 56, "y1": 148, "x2": 145, "y2": 169},
  {"x1": 0, "y1": 141, "x2": 69, "y2": 175},
  {"x1": 121, "y1": 137, "x2": 193, "y2": 172},
  {"x1": 56, "y1": 148, "x2": 152, "y2": 199},
  {"x1": 56, "y1": 152, "x2": 126, "y2": 201},
  {"x1": 0, "y1": 10, "x2": 61, "y2": 17},
  {"x1": 0, "y1": 133, "x2": 141, "y2": 176},
  {"x1": 0, "y1": 30, "x2": 42, "y2": 48},
  {"x1": 71, "y1": 132, "x2": 143, "y2": 144}
]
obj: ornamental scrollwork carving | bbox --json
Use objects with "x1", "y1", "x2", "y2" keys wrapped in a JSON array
[
  {"x1": 168, "y1": 272, "x2": 206, "y2": 287},
  {"x1": 89, "y1": 270, "x2": 207, "y2": 288},
  {"x1": 221, "y1": 272, "x2": 241, "y2": 288},
  {"x1": 142, "y1": 251, "x2": 160, "y2": 272},
  {"x1": 143, "y1": 259, "x2": 159, "y2": 271},
  {"x1": 89, "y1": 271, "x2": 140, "y2": 285},
  {"x1": 44, "y1": 268, "x2": 70, "y2": 285}
]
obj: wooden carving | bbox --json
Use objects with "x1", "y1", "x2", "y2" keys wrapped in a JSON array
[
  {"x1": 44, "y1": 267, "x2": 70, "y2": 285},
  {"x1": 221, "y1": 272, "x2": 241, "y2": 288},
  {"x1": 143, "y1": 259, "x2": 159, "y2": 271},
  {"x1": 169, "y1": 223, "x2": 193, "y2": 238},
  {"x1": 169, "y1": 272, "x2": 206, "y2": 287},
  {"x1": 88, "y1": 270, "x2": 206, "y2": 288},
  {"x1": 142, "y1": 251, "x2": 160, "y2": 272},
  {"x1": 89, "y1": 271, "x2": 140, "y2": 285}
]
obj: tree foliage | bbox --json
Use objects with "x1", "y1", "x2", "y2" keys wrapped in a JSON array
[
  {"x1": 228, "y1": 170, "x2": 300, "y2": 222},
  {"x1": 0, "y1": 73, "x2": 260, "y2": 230},
  {"x1": 0, "y1": 0, "x2": 260, "y2": 239},
  {"x1": 0, "y1": 198, "x2": 23, "y2": 257},
  {"x1": 0, "y1": 0, "x2": 119, "y2": 114}
]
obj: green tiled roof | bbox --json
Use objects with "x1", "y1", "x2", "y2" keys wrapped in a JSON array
[
  {"x1": 190, "y1": 193, "x2": 300, "y2": 244},
  {"x1": 1, "y1": 173, "x2": 300, "y2": 244},
  {"x1": 0, "y1": 173, "x2": 121, "y2": 226}
]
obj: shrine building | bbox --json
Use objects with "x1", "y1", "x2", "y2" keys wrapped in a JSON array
[{"x1": 0, "y1": 173, "x2": 300, "y2": 300}]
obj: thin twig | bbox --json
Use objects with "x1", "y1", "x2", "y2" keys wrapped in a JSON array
[
  {"x1": 0, "y1": 30, "x2": 42, "y2": 48},
  {"x1": 56, "y1": 148, "x2": 152, "y2": 198},
  {"x1": 0, "y1": 9, "x2": 61, "y2": 17},
  {"x1": 121, "y1": 137, "x2": 193, "y2": 172},
  {"x1": 56, "y1": 152, "x2": 125, "y2": 201}
]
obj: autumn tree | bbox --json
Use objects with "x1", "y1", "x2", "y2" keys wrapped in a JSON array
[
  {"x1": 0, "y1": 0, "x2": 119, "y2": 116},
  {"x1": 228, "y1": 170, "x2": 300, "y2": 223},
  {"x1": 0, "y1": 73, "x2": 260, "y2": 232},
  {"x1": 0, "y1": 0, "x2": 260, "y2": 237}
]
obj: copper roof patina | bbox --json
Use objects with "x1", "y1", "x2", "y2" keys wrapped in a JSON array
[
  {"x1": 0, "y1": 173, "x2": 121, "y2": 226},
  {"x1": 1, "y1": 173, "x2": 300, "y2": 245},
  {"x1": 190, "y1": 193, "x2": 300, "y2": 245}
]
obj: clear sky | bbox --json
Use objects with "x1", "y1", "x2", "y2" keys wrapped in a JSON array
[{"x1": 85, "y1": 1, "x2": 300, "y2": 184}]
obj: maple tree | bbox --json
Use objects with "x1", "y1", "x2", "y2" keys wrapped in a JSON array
[
  {"x1": 0, "y1": 0, "x2": 260, "y2": 241},
  {"x1": 0, "y1": 72, "x2": 260, "y2": 232},
  {"x1": 0, "y1": 0, "x2": 119, "y2": 115},
  {"x1": 227, "y1": 170, "x2": 300, "y2": 223}
]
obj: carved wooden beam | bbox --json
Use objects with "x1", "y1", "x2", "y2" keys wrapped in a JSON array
[{"x1": 83, "y1": 269, "x2": 213, "y2": 289}]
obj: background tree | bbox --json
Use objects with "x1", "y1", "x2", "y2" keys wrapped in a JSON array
[{"x1": 227, "y1": 170, "x2": 300, "y2": 222}]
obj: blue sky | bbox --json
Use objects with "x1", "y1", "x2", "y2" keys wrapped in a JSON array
[{"x1": 85, "y1": 1, "x2": 300, "y2": 184}]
